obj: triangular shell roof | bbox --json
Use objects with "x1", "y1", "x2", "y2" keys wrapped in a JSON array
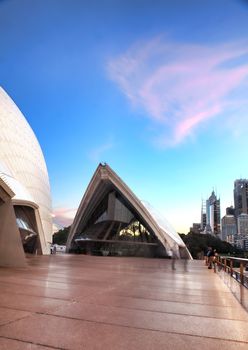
[{"x1": 67, "y1": 163, "x2": 191, "y2": 258}]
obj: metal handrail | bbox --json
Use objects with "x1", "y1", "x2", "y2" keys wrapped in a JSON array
[
  {"x1": 219, "y1": 256, "x2": 248, "y2": 262},
  {"x1": 215, "y1": 255, "x2": 248, "y2": 288}
]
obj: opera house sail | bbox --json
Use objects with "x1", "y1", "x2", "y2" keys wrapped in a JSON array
[
  {"x1": 67, "y1": 163, "x2": 191, "y2": 259},
  {"x1": 0, "y1": 87, "x2": 52, "y2": 264}
]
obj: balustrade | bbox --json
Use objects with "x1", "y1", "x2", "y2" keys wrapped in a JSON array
[{"x1": 215, "y1": 256, "x2": 248, "y2": 288}]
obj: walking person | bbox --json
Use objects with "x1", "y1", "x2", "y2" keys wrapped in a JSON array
[
  {"x1": 207, "y1": 247, "x2": 215, "y2": 269},
  {"x1": 204, "y1": 247, "x2": 209, "y2": 266},
  {"x1": 170, "y1": 244, "x2": 180, "y2": 270},
  {"x1": 179, "y1": 247, "x2": 189, "y2": 271}
]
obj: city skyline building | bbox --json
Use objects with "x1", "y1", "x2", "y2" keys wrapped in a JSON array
[
  {"x1": 234, "y1": 179, "x2": 248, "y2": 217},
  {"x1": 221, "y1": 214, "x2": 237, "y2": 244},
  {"x1": 206, "y1": 190, "x2": 221, "y2": 235},
  {"x1": 200, "y1": 199, "x2": 207, "y2": 231},
  {"x1": 237, "y1": 213, "x2": 248, "y2": 236},
  {"x1": 236, "y1": 213, "x2": 248, "y2": 251},
  {"x1": 190, "y1": 223, "x2": 201, "y2": 234}
]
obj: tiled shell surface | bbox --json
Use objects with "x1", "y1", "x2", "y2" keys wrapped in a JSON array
[{"x1": 0, "y1": 87, "x2": 52, "y2": 253}]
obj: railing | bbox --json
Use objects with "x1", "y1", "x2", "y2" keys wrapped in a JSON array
[
  {"x1": 215, "y1": 256, "x2": 248, "y2": 288},
  {"x1": 214, "y1": 256, "x2": 248, "y2": 311}
]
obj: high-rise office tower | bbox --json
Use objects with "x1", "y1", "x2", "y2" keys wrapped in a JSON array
[
  {"x1": 236, "y1": 213, "x2": 248, "y2": 250},
  {"x1": 201, "y1": 200, "x2": 207, "y2": 231},
  {"x1": 206, "y1": 191, "x2": 221, "y2": 235},
  {"x1": 234, "y1": 179, "x2": 248, "y2": 217},
  {"x1": 221, "y1": 214, "x2": 236, "y2": 243},
  {"x1": 237, "y1": 213, "x2": 248, "y2": 235}
]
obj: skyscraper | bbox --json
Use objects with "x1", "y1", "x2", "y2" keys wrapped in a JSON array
[
  {"x1": 236, "y1": 213, "x2": 248, "y2": 250},
  {"x1": 201, "y1": 200, "x2": 207, "y2": 231},
  {"x1": 221, "y1": 214, "x2": 236, "y2": 243},
  {"x1": 234, "y1": 179, "x2": 248, "y2": 217},
  {"x1": 206, "y1": 191, "x2": 221, "y2": 235},
  {"x1": 237, "y1": 213, "x2": 248, "y2": 235}
]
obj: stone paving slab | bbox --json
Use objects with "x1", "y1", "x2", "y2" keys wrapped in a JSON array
[
  {"x1": 0, "y1": 338, "x2": 52, "y2": 350},
  {"x1": 0, "y1": 281, "x2": 102, "y2": 303},
  {"x1": 79, "y1": 294, "x2": 248, "y2": 321},
  {"x1": 0, "y1": 291, "x2": 70, "y2": 313},
  {"x1": 0, "y1": 313, "x2": 248, "y2": 350},
  {"x1": 0, "y1": 255, "x2": 247, "y2": 349},
  {"x1": 0, "y1": 307, "x2": 31, "y2": 326},
  {"x1": 49, "y1": 301, "x2": 248, "y2": 342},
  {"x1": 104, "y1": 286, "x2": 237, "y2": 306}
]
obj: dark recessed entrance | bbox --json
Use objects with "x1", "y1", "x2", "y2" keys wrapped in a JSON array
[
  {"x1": 71, "y1": 191, "x2": 167, "y2": 258},
  {"x1": 14, "y1": 206, "x2": 41, "y2": 254}
]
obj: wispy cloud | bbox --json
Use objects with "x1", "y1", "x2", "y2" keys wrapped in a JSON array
[
  {"x1": 88, "y1": 141, "x2": 113, "y2": 162},
  {"x1": 53, "y1": 207, "x2": 77, "y2": 227},
  {"x1": 107, "y1": 37, "x2": 248, "y2": 146}
]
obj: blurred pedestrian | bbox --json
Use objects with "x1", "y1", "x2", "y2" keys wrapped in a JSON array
[
  {"x1": 204, "y1": 247, "x2": 209, "y2": 266},
  {"x1": 170, "y1": 244, "x2": 180, "y2": 270},
  {"x1": 179, "y1": 247, "x2": 189, "y2": 271},
  {"x1": 207, "y1": 247, "x2": 215, "y2": 269},
  {"x1": 53, "y1": 245, "x2": 57, "y2": 254}
]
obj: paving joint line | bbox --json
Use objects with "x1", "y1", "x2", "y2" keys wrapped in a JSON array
[
  {"x1": 0, "y1": 335, "x2": 67, "y2": 350},
  {"x1": 114, "y1": 293, "x2": 237, "y2": 307},
  {"x1": 38, "y1": 313, "x2": 248, "y2": 345},
  {"x1": 83, "y1": 300, "x2": 248, "y2": 322}
]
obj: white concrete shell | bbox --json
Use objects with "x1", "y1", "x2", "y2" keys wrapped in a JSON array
[
  {"x1": 0, "y1": 177, "x2": 26, "y2": 267},
  {"x1": 0, "y1": 87, "x2": 52, "y2": 254},
  {"x1": 67, "y1": 163, "x2": 191, "y2": 258}
]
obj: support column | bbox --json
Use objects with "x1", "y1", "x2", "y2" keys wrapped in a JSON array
[{"x1": 0, "y1": 186, "x2": 26, "y2": 267}]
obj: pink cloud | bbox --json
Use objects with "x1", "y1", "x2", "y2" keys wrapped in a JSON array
[
  {"x1": 107, "y1": 38, "x2": 248, "y2": 146},
  {"x1": 53, "y1": 207, "x2": 77, "y2": 227},
  {"x1": 175, "y1": 105, "x2": 221, "y2": 143}
]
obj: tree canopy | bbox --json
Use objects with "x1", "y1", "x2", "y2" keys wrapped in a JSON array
[
  {"x1": 53, "y1": 226, "x2": 71, "y2": 245},
  {"x1": 52, "y1": 226, "x2": 242, "y2": 259},
  {"x1": 180, "y1": 232, "x2": 241, "y2": 259}
]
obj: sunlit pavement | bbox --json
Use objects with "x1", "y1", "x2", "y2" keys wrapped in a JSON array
[{"x1": 0, "y1": 255, "x2": 248, "y2": 350}]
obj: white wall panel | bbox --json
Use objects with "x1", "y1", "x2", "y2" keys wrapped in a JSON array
[{"x1": 0, "y1": 87, "x2": 52, "y2": 254}]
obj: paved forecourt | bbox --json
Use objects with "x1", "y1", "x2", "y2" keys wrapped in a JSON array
[{"x1": 0, "y1": 255, "x2": 248, "y2": 350}]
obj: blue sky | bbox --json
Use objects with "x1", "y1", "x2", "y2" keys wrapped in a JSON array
[{"x1": 1, "y1": 0, "x2": 248, "y2": 233}]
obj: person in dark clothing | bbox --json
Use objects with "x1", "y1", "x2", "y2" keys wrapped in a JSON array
[
  {"x1": 204, "y1": 247, "x2": 209, "y2": 266},
  {"x1": 207, "y1": 247, "x2": 215, "y2": 269}
]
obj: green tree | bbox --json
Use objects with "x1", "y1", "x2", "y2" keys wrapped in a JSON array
[
  {"x1": 179, "y1": 233, "x2": 241, "y2": 259},
  {"x1": 53, "y1": 226, "x2": 71, "y2": 245}
]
